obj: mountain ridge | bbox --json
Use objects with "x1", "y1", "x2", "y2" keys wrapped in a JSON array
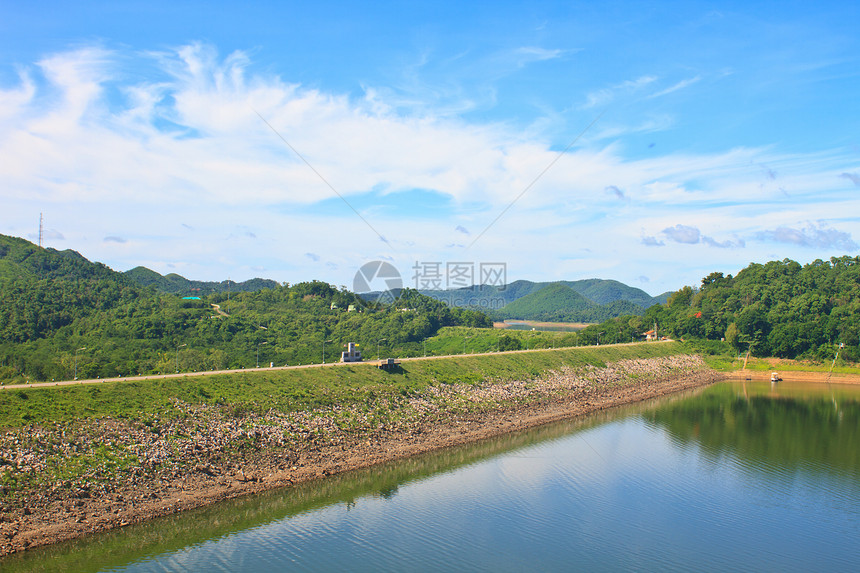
[
  {"x1": 124, "y1": 266, "x2": 279, "y2": 295},
  {"x1": 414, "y1": 278, "x2": 669, "y2": 321}
]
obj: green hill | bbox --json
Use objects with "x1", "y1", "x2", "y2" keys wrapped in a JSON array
[
  {"x1": 419, "y1": 278, "x2": 663, "y2": 318},
  {"x1": 499, "y1": 283, "x2": 594, "y2": 318},
  {"x1": 124, "y1": 266, "x2": 279, "y2": 295},
  {"x1": 564, "y1": 279, "x2": 654, "y2": 307},
  {"x1": 0, "y1": 234, "x2": 128, "y2": 283},
  {"x1": 492, "y1": 283, "x2": 648, "y2": 323},
  {"x1": 0, "y1": 235, "x2": 490, "y2": 383}
]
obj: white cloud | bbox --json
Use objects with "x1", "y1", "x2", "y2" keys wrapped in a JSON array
[
  {"x1": 648, "y1": 75, "x2": 701, "y2": 98},
  {"x1": 2, "y1": 43, "x2": 860, "y2": 294},
  {"x1": 641, "y1": 236, "x2": 665, "y2": 247},
  {"x1": 0, "y1": 69, "x2": 35, "y2": 122},
  {"x1": 702, "y1": 235, "x2": 745, "y2": 249},
  {"x1": 582, "y1": 75, "x2": 657, "y2": 109},
  {"x1": 840, "y1": 172, "x2": 860, "y2": 187},
  {"x1": 756, "y1": 222, "x2": 858, "y2": 250},
  {"x1": 662, "y1": 224, "x2": 701, "y2": 244},
  {"x1": 605, "y1": 185, "x2": 626, "y2": 200},
  {"x1": 511, "y1": 46, "x2": 564, "y2": 67}
]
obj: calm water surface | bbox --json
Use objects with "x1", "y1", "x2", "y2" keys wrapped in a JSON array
[{"x1": 4, "y1": 380, "x2": 859, "y2": 572}]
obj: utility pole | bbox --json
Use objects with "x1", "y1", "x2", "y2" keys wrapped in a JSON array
[
  {"x1": 323, "y1": 339, "x2": 332, "y2": 364},
  {"x1": 74, "y1": 347, "x2": 86, "y2": 380},
  {"x1": 829, "y1": 343, "x2": 844, "y2": 381},
  {"x1": 176, "y1": 343, "x2": 186, "y2": 373}
]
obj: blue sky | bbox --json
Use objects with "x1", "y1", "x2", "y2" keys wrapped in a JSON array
[{"x1": 1, "y1": 1, "x2": 859, "y2": 295}]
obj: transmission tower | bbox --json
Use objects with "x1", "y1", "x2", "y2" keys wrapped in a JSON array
[{"x1": 38, "y1": 213, "x2": 44, "y2": 247}]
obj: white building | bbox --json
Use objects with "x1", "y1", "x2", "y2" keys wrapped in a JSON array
[{"x1": 341, "y1": 342, "x2": 362, "y2": 362}]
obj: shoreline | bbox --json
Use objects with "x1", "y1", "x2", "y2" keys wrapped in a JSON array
[
  {"x1": 734, "y1": 369, "x2": 860, "y2": 384},
  {"x1": 0, "y1": 355, "x2": 723, "y2": 557}
]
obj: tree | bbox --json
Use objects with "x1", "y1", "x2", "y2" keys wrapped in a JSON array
[
  {"x1": 724, "y1": 322, "x2": 740, "y2": 352},
  {"x1": 497, "y1": 334, "x2": 522, "y2": 352}
]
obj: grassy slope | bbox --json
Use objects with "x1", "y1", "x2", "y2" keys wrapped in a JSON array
[
  {"x1": 422, "y1": 326, "x2": 579, "y2": 356},
  {"x1": 0, "y1": 342, "x2": 688, "y2": 429}
]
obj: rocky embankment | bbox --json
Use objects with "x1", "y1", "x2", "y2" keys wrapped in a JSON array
[{"x1": 0, "y1": 354, "x2": 722, "y2": 555}]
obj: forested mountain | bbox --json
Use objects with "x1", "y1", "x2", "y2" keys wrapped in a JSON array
[
  {"x1": 500, "y1": 283, "x2": 593, "y2": 317},
  {"x1": 8, "y1": 230, "x2": 852, "y2": 380},
  {"x1": 566, "y1": 279, "x2": 663, "y2": 307},
  {"x1": 579, "y1": 257, "x2": 860, "y2": 361},
  {"x1": 417, "y1": 278, "x2": 668, "y2": 321},
  {"x1": 0, "y1": 235, "x2": 490, "y2": 383},
  {"x1": 124, "y1": 266, "x2": 279, "y2": 295},
  {"x1": 486, "y1": 282, "x2": 654, "y2": 323}
]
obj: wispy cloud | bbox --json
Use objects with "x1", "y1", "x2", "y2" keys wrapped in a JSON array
[
  {"x1": 511, "y1": 46, "x2": 564, "y2": 66},
  {"x1": 702, "y1": 235, "x2": 745, "y2": 249},
  {"x1": 660, "y1": 224, "x2": 745, "y2": 248},
  {"x1": 605, "y1": 185, "x2": 626, "y2": 200},
  {"x1": 662, "y1": 224, "x2": 701, "y2": 244},
  {"x1": 648, "y1": 75, "x2": 701, "y2": 98},
  {"x1": 641, "y1": 236, "x2": 665, "y2": 247},
  {"x1": 756, "y1": 222, "x2": 858, "y2": 250},
  {"x1": 840, "y1": 172, "x2": 860, "y2": 187},
  {"x1": 103, "y1": 235, "x2": 126, "y2": 243},
  {"x1": 2, "y1": 42, "x2": 859, "y2": 294},
  {"x1": 582, "y1": 75, "x2": 657, "y2": 108}
]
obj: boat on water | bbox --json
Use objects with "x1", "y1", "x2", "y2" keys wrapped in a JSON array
[{"x1": 771, "y1": 372, "x2": 781, "y2": 382}]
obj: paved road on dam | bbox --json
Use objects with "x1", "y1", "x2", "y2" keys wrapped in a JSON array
[{"x1": 1, "y1": 341, "x2": 668, "y2": 391}]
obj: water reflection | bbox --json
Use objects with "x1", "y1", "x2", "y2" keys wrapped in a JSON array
[
  {"x1": 3, "y1": 381, "x2": 859, "y2": 572},
  {"x1": 644, "y1": 380, "x2": 860, "y2": 481}
]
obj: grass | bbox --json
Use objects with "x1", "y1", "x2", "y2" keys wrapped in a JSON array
[
  {"x1": 0, "y1": 342, "x2": 688, "y2": 429},
  {"x1": 424, "y1": 326, "x2": 580, "y2": 356},
  {"x1": 737, "y1": 356, "x2": 860, "y2": 376}
]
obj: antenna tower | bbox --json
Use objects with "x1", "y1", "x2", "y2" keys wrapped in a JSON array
[{"x1": 38, "y1": 213, "x2": 44, "y2": 247}]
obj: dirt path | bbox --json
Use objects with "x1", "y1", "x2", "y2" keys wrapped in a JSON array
[{"x1": 210, "y1": 303, "x2": 229, "y2": 317}]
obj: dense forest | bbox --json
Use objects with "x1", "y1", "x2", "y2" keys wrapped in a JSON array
[
  {"x1": 579, "y1": 256, "x2": 860, "y2": 362},
  {"x1": 0, "y1": 235, "x2": 490, "y2": 382},
  {"x1": 3, "y1": 232, "x2": 858, "y2": 381}
]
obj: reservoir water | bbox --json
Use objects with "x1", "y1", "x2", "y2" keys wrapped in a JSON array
[{"x1": 4, "y1": 380, "x2": 859, "y2": 572}]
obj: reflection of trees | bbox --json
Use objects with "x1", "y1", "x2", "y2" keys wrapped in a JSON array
[
  {"x1": 643, "y1": 384, "x2": 860, "y2": 479},
  {"x1": 377, "y1": 484, "x2": 399, "y2": 499}
]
